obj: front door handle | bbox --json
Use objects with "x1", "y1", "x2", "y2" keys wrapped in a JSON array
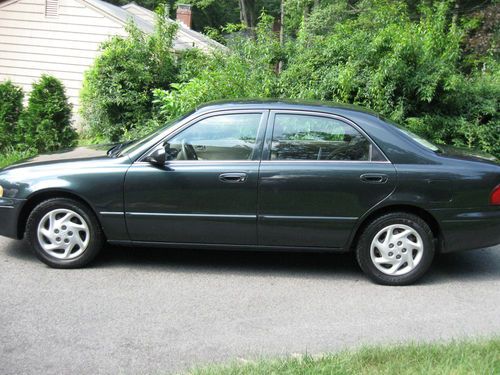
[
  {"x1": 360, "y1": 173, "x2": 388, "y2": 184},
  {"x1": 219, "y1": 173, "x2": 247, "y2": 183}
]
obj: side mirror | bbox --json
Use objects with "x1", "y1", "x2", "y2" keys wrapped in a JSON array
[{"x1": 145, "y1": 147, "x2": 166, "y2": 166}]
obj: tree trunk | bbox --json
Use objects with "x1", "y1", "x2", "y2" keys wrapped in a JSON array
[
  {"x1": 239, "y1": 0, "x2": 256, "y2": 29},
  {"x1": 278, "y1": 0, "x2": 284, "y2": 74}
]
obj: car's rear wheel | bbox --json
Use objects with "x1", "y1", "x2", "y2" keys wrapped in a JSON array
[
  {"x1": 26, "y1": 198, "x2": 103, "y2": 268},
  {"x1": 356, "y1": 212, "x2": 435, "y2": 285}
]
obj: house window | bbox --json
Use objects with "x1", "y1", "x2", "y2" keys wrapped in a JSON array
[{"x1": 45, "y1": 0, "x2": 59, "y2": 17}]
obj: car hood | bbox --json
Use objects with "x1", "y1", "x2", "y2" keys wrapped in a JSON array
[
  {"x1": 439, "y1": 145, "x2": 499, "y2": 166},
  {"x1": 2, "y1": 144, "x2": 115, "y2": 171}
]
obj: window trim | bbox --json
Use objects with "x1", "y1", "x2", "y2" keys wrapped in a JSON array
[
  {"x1": 137, "y1": 110, "x2": 269, "y2": 164},
  {"x1": 262, "y1": 110, "x2": 390, "y2": 163}
]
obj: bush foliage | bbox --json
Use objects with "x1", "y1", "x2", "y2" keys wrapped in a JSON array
[
  {"x1": 277, "y1": 0, "x2": 500, "y2": 156},
  {"x1": 154, "y1": 14, "x2": 279, "y2": 121},
  {"x1": 0, "y1": 80, "x2": 24, "y2": 153},
  {"x1": 0, "y1": 76, "x2": 76, "y2": 162},
  {"x1": 80, "y1": 7, "x2": 178, "y2": 141},
  {"x1": 81, "y1": 0, "x2": 499, "y2": 157},
  {"x1": 19, "y1": 75, "x2": 76, "y2": 153}
]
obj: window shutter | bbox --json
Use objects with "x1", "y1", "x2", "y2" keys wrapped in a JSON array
[{"x1": 45, "y1": 0, "x2": 59, "y2": 17}]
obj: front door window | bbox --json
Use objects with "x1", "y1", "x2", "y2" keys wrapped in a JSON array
[{"x1": 167, "y1": 113, "x2": 262, "y2": 161}]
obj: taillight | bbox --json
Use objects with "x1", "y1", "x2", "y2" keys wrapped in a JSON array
[{"x1": 491, "y1": 184, "x2": 500, "y2": 205}]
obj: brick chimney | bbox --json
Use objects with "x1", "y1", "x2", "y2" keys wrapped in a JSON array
[{"x1": 176, "y1": 4, "x2": 192, "y2": 28}]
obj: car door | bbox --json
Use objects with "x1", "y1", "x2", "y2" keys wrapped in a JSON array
[
  {"x1": 258, "y1": 110, "x2": 397, "y2": 249},
  {"x1": 124, "y1": 110, "x2": 268, "y2": 244}
]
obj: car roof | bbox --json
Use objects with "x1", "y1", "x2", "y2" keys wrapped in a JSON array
[{"x1": 196, "y1": 99, "x2": 381, "y2": 118}]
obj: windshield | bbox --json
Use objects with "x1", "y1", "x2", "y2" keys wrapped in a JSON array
[{"x1": 115, "y1": 112, "x2": 194, "y2": 157}]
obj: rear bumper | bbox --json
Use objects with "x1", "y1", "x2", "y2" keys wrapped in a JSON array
[
  {"x1": 0, "y1": 198, "x2": 25, "y2": 239},
  {"x1": 430, "y1": 207, "x2": 500, "y2": 252}
]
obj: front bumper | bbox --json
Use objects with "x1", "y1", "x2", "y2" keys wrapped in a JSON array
[
  {"x1": 0, "y1": 198, "x2": 25, "y2": 239},
  {"x1": 431, "y1": 207, "x2": 500, "y2": 252}
]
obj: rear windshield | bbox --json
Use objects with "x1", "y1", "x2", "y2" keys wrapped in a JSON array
[
  {"x1": 381, "y1": 117, "x2": 441, "y2": 152},
  {"x1": 396, "y1": 127, "x2": 440, "y2": 152}
]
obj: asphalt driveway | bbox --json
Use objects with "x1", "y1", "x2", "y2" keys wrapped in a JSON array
[{"x1": 1, "y1": 237, "x2": 499, "y2": 375}]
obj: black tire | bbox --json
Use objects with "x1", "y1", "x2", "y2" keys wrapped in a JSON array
[
  {"x1": 356, "y1": 212, "x2": 435, "y2": 286},
  {"x1": 26, "y1": 198, "x2": 104, "y2": 268}
]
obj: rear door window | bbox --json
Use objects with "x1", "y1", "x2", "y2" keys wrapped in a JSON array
[{"x1": 270, "y1": 113, "x2": 371, "y2": 161}]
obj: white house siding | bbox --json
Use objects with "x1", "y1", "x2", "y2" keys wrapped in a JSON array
[{"x1": 0, "y1": 0, "x2": 127, "y2": 118}]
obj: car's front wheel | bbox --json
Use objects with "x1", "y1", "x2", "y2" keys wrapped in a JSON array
[
  {"x1": 356, "y1": 212, "x2": 435, "y2": 285},
  {"x1": 26, "y1": 198, "x2": 103, "y2": 268}
]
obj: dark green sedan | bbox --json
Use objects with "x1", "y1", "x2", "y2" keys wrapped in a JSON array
[{"x1": 1, "y1": 101, "x2": 499, "y2": 285}]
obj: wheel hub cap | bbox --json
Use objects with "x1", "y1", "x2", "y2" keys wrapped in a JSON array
[
  {"x1": 370, "y1": 224, "x2": 424, "y2": 276},
  {"x1": 37, "y1": 209, "x2": 90, "y2": 260}
]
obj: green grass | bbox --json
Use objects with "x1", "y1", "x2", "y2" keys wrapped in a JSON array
[
  {"x1": 0, "y1": 148, "x2": 35, "y2": 169},
  {"x1": 188, "y1": 339, "x2": 499, "y2": 375}
]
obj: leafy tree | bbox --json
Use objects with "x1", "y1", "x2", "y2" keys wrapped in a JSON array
[
  {"x1": 281, "y1": 1, "x2": 463, "y2": 116},
  {"x1": 80, "y1": 7, "x2": 178, "y2": 141},
  {"x1": 181, "y1": 0, "x2": 281, "y2": 30},
  {"x1": 105, "y1": 0, "x2": 240, "y2": 32},
  {"x1": 405, "y1": 67, "x2": 500, "y2": 156},
  {"x1": 152, "y1": 0, "x2": 499, "y2": 157},
  {"x1": 153, "y1": 13, "x2": 280, "y2": 122},
  {"x1": 0, "y1": 80, "x2": 23, "y2": 153},
  {"x1": 87, "y1": 0, "x2": 498, "y2": 157},
  {"x1": 20, "y1": 75, "x2": 76, "y2": 152},
  {"x1": 282, "y1": 0, "x2": 499, "y2": 156},
  {"x1": 462, "y1": 1, "x2": 499, "y2": 67},
  {"x1": 184, "y1": 0, "x2": 240, "y2": 31}
]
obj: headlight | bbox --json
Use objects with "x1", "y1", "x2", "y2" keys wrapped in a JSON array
[{"x1": 0, "y1": 185, "x2": 3, "y2": 197}]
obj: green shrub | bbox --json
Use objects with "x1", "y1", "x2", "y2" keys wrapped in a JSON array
[
  {"x1": 176, "y1": 48, "x2": 214, "y2": 83},
  {"x1": 0, "y1": 147, "x2": 35, "y2": 169},
  {"x1": 83, "y1": 0, "x2": 499, "y2": 158},
  {"x1": 80, "y1": 8, "x2": 178, "y2": 141},
  {"x1": 153, "y1": 13, "x2": 279, "y2": 122},
  {"x1": 275, "y1": 0, "x2": 500, "y2": 156},
  {"x1": 0, "y1": 80, "x2": 24, "y2": 153},
  {"x1": 405, "y1": 66, "x2": 500, "y2": 156},
  {"x1": 19, "y1": 75, "x2": 76, "y2": 152},
  {"x1": 280, "y1": 1, "x2": 463, "y2": 120}
]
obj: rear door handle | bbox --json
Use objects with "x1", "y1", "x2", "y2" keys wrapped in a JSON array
[
  {"x1": 219, "y1": 173, "x2": 247, "y2": 183},
  {"x1": 360, "y1": 173, "x2": 388, "y2": 184}
]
